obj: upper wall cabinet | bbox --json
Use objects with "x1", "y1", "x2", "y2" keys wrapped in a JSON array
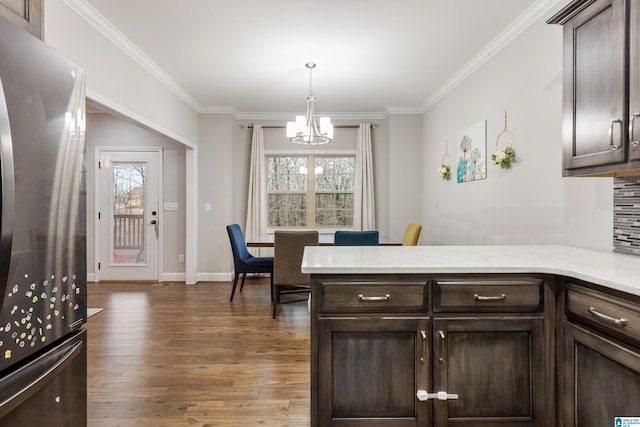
[
  {"x1": 0, "y1": 0, "x2": 43, "y2": 40},
  {"x1": 549, "y1": 0, "x2": 640, "y2": 176}
]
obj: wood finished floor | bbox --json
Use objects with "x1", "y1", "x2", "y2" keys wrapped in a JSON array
[{"x1": 86, "y1": 277, "x2": 310, "y2": 427}]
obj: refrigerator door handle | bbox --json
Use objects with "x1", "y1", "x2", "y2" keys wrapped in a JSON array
[
  {"x1": 0, "y1": 75, "x2": 15, "y2": 311},
  {"x1": 0, "y1": 339, "x2": 84, "y2": 418}
]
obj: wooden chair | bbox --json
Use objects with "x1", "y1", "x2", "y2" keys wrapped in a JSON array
[
  {"x1": 333, "y1": 230, "x2": 379, "y2": 246},
  {"x1": 402, "y1": 224, "x2": 422, "y2": 246},
  {"x1": 226, "y1": 224, "x2": 274, "y2": 302},
  {"x1": 272, "y1": 230, "x2": 318, "y2": 318}
]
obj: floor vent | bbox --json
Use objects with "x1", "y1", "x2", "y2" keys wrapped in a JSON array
[{"x1": 152, "y1": 283, "x2": 173, "y2": 287}]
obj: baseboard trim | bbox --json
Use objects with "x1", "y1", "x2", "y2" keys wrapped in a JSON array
[
  {"x1": 197, "y1": 272, "x2": 234, "y2": 282},
  {"x1": 87, "y1": 272, "x2": 234, "y2": 284},
  {"x1": 161, "y1": 272, "x2": 187, "y2": 282}
]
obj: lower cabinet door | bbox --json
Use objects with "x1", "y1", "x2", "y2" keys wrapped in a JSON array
[
  {"x1": 316, "y1": 317, "x2": 430, "y2": 427},
  {"x1": 561, "y1": 321, "x2": 640, "y2": 427},
  {"x1": 432, "y1": 317, "x2": 545, "y2": 427}
]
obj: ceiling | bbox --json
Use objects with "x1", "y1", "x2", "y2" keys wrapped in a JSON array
[{"x1": 78, "y1": 0, "x2": 564, "y2": 119}]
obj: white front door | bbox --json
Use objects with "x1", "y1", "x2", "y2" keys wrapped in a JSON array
[{"x1": 97, "y1": 149, "x2": 161, "y2": 281}]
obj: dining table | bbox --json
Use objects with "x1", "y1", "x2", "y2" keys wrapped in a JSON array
[{"x1": 246, "y1": 233, "x2": 401, "y2": 247}]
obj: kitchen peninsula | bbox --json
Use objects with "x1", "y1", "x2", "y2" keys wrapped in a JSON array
[{"x1": 303, "y1": 245, "x2": 640, "y2": 427}]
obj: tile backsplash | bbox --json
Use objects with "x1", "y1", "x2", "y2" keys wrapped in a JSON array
[{"x1": 614, "y1": 176, "x2": 640, "y2": 256}]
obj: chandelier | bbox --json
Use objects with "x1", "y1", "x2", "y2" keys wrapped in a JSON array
[{"x1": 286, "y1": 62, "x2": 333, "y2": 145}]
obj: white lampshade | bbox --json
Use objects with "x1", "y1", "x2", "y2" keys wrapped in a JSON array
[
  {"x1": 286, "y1": 121, "x2": 296, "y2": 138},
  {"x1": 320, "y1": 116, "x2": 333, "y2": 139}
]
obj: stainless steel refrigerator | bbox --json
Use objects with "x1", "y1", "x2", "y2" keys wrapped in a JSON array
[{"x1": 0, "y1": 14, "x2": 87, "y2": 426}]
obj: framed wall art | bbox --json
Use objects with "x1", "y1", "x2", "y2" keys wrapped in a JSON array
[{"x1": 456, "y1": 120, "x2": 487, "y2": 183}]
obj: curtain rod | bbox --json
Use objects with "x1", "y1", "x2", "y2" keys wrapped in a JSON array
[{"x1": 243, "y1": 124, "x2": 377, "y2": 130}]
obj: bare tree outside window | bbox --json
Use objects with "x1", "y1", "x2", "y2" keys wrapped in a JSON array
[
  {"x1": 267, "y1": 155, "x2": 354, "y2": 229},
  {"x1": 112, "y1": 162, "x2": 146, "y2": 263}
]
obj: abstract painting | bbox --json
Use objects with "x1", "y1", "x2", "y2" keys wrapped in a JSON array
[{"x1": 456, "y1": 120, "x2": 487, "y2": 183}]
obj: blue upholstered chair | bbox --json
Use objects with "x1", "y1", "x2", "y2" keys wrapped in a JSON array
[
  {"x1": 226, "y1": 224, "x2": 274, "y2": 302},
  {"x1": 333, "y1": 230, "x2": 379, "y2": 246}
]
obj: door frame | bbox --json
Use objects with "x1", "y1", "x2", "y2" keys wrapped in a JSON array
[{"x1": 94, "y1": 147, "x2": 163, "y2": 282}]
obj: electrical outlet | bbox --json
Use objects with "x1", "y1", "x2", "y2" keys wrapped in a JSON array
[{"x1": 178, "y1": 254, "x2": 185, "y2": 263}]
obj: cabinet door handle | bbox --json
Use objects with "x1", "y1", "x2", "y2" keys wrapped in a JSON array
[
  {"x1": 420, "y1": 330, "x2": 427, "y2": 364},
  {"x1": 609, "y1": 118, "x2": 623, "y2": 150},
  {"x1": 588, "y1": 306, "x2": 628, "y2": 328},
  {"x1": 358, "y1": 294, "x2": 390, "y2": 302},
  {"x1": 438, "y1": 331, "x2": 446, "y2": 364},
  {"x1": 630, "y1": 112, "x2": 640, "y2": 147},
  {"x1": 473, "y1": 293, "x2": 506, "y2": 302}
]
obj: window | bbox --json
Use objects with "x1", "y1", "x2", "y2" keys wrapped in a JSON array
[{"x1": 267, "y1": 155, "x2": 355, "y2": 229}]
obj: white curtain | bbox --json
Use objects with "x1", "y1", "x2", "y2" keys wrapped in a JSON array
[
  {"x1": 245, "y1": 124, "x2": 267, "y2": 242},
  {"x1": 354, "y1": 123, "x2": 375, "y2": 230}
]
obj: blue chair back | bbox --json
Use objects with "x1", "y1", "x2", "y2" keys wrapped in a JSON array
[
  {"x1": 334, "y1": 230, "x2": 379, "y2": 246},
  {"x1": 227, "y1": 224, "x2": 251, "y2": 267}
]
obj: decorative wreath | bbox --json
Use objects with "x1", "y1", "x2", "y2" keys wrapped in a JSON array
[
  {"x1": 439, "y1": 140, "x2": 451, "y2": 181},
  {"x1": 492, "y1": 111, "x2": 516, "y2": 170}
]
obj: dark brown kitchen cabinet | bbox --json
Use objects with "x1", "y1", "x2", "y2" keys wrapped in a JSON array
[
  {"x1": 560, "y1": 281, "x2": 640, "y2": 427},
  {"x1": 431, "y1": 278, "x2": 548, "y2": 427},
  {"x1": 629, "y1": 0, "x2": 640, "y2": 162},
  {"x1": 311, "y1": 275, "x2": 553, "y2": 427},
  {"x1": 432, "y1": 318, "x2": 545, "y2": 427},
  {"x1": 311, "y1": 275, "x2": 430, "y2": 427},
  {"x1": 561, "y1": 321, "x2": 640, "y2": 426},
  {"x1": 548, "y1": 0, "x2": 629, "y2": 176},
  {"x1": 316, "y1": 316, "x2": 431, "y2": 427},
  {"x1": 0, "y1": 0, "x2": 42, "y2": 39}
]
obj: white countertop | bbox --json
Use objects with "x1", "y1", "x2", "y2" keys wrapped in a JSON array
[{"x1": 301, "y1": 245, "x2": 640, "y2": 297}]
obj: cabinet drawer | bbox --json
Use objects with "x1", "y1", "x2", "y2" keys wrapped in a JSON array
[
  {"x1": 319, "y1": 280, "x2": 428, "y2": 312},
  {"x1": 566, "y1": 284, "x2": 640, "y2": 343},
  {"x1": 434, "y1": 279, "x2": 543, "y2": 312}
]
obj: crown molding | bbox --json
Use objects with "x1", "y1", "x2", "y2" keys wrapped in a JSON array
[
  {"x1": 420, "y1": 0, "x2": 566, "y2": 113},
  {"x1": 64, "y1": 0, "x2": 203, "y2": 112},
  {"x1": 66, "y1": 0, "x2": 564, "y2": 118},
  {"x1": 233, "y1": 111, "x2": 387, "y2": 121}
]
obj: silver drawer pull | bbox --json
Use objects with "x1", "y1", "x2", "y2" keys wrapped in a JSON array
[
  {"x1": 473, "y1": 293, "x2": 506, "y2": 302},
  {"x1": 358, "y1": 294, "x2": 390, "y2": 302},
  {"x1": 588, "y1": 306, "x2": 628, "y2": 328}
]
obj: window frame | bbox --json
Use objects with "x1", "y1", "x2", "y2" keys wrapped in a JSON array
[{"x1": 266, "y1": 153, "x2": 355, "y2": 231}]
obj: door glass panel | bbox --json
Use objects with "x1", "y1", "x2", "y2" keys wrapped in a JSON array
[{"x1": 112, "y1": 162, "x2": 146, "y2": 265}]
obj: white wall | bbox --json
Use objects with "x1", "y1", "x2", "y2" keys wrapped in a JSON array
[
  {"x1": 384, "y1": 115, "x2": 423, "y2": 243},
  {"x1": 198, "y1": 114, "x2": 235, "y2": 281},
  {"x1": 86, "y1": 113, "x2": 187, "y2": 279},
  {"x1": 422, "y1": 16, "x2": 612, "y2": 250}
]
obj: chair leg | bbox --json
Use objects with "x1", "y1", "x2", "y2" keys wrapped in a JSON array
[
  {"x1": 239, "y1": 273, "x2": 247, "y2": 293},
  {"x1": 270, "y1": 273, "x2": 274, "y2": 302},
  {"x1": 272, "y1": 284, "x2": 279, "y2": 319},
  {"x1": 229, "y1": 273, "x2": 240, "y2": 302}
]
